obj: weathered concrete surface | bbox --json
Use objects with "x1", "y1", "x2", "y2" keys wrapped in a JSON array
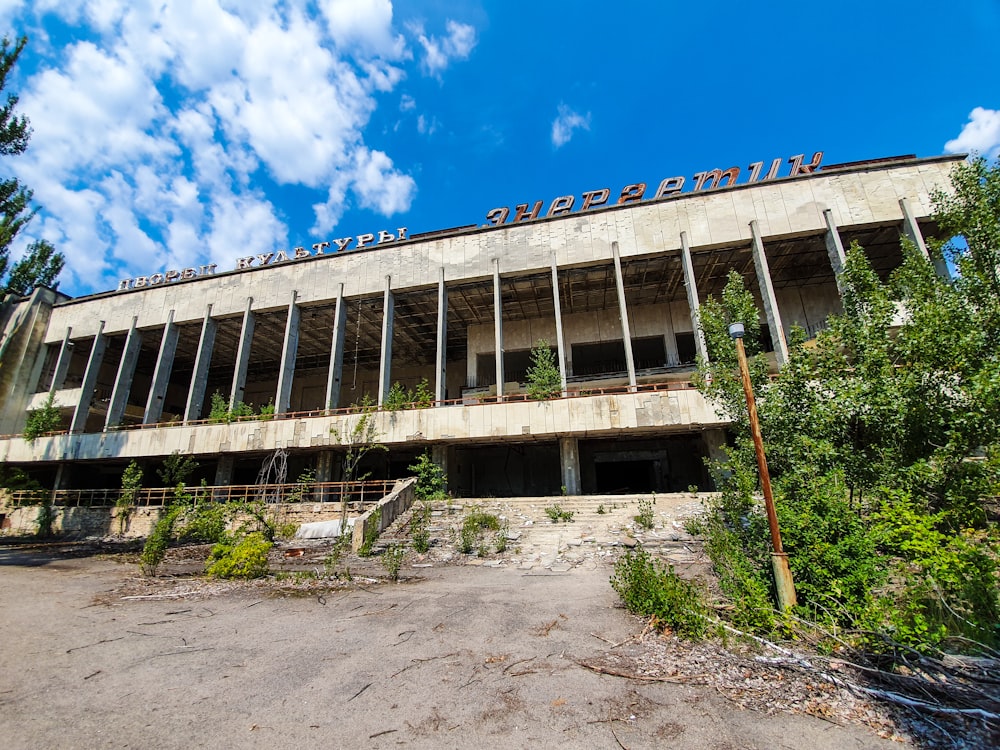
[{"x1": 0, "y1": 547, "x2": 905, "y2": 750}]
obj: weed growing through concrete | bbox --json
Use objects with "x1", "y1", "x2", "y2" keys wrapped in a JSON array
[
  {"x1": 545, "y1": 504, "x2": 574, "y2": 523},
  {"x1": 635, "y1": 496, "x2": 654, "y2": 529},
  {"x1": 381, "y1": 543, "x2": 405, "y2": 580}
]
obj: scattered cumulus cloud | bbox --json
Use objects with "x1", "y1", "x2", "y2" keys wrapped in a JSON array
[
  {"x1": 945, "y1": 107, "x2": 1000, "y2": 160},
  {"x1": 417, "y1": 114, "x2": 439, "y2": 136},
  {"x1": 5, "y1": 1, "x2": 477, "y2": 294},
  {"x1": 551, "y1": 104, "x2": 590, "y2": 148},
  {"x1": 414, "y1": 19, "x2": 477, "y2": 77}
]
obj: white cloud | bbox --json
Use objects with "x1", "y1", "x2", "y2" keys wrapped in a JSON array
[
  {"x1": 945, "y1": 107, "x2": 1000, "y2": 160},
  {"x1": 551, "y1": 104, "x2": 590, "y2": 148},
  {"x1": 351, "y1": 146, "x2": 416, "y2": 215},
  {"x1": 399, "y1": 94, "x2": 416, "y2": 111},
  {"x1": 414, "y1": 19, "x2": 477, "y2": 77},
  {"x1": 319, "y1": 0, "x2": 406, "y2": 59},
  {"x1": 416, "y1": 113, "x2": 439, "y2": 136}
]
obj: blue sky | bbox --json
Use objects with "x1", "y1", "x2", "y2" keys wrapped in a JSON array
[{"x1": 1, "y1": 0, "x2": 998, "y2": 297}]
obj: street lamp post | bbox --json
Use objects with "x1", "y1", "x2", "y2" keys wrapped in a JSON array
[{"x1": 727, "y1": 322, "x2": 797, "y2": 612}]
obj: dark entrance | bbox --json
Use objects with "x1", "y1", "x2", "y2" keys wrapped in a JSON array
[{"x1": 594, "y1": 459, "x2": 656, "y2": 493}]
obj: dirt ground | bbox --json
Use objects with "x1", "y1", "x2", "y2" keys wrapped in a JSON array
[{"x1": 0, "y1": 542, "x2": 916, "y2": 750}]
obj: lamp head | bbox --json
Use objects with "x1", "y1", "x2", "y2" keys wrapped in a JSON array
[{"x1": 728, "y1": 322, "x2": 745, "y2": 340}]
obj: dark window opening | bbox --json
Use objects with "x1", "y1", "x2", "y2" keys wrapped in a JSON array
[
  {"x1": 675, "y1": 332, "x2": 697, "y2": 364},
  {"x1": 595, "y1": 460, "x2": 657, "y2": 493}
]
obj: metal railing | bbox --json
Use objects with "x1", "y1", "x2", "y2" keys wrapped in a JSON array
[{"x1": 6, "y1": 479, "x2": 398, "y2": 509}]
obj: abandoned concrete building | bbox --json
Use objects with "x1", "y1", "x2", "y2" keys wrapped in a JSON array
[{"x1": 0, "y1": 152, "x2": 961, "y2": 498}]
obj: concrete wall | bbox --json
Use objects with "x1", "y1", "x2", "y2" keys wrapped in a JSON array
[
  {"x1": 40, "y1": 158, "x2": 959, "y2": 344},
  {"x1": 351, "y1": 477, "x2": 417, "y2": 552},
  {"x1": 0, "y1": 389, "x2": 728, "y2": 465}
]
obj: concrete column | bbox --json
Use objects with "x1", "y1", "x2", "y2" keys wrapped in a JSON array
[
  {"x1": 105, "y1": 316, "x2": 142, "y2": 430},
  {"x1": 377, "y1": 277, "x2": 394, "y2": 406},
  {"x1": 611, "y1": 241, "x2": 637, "y2": 389},
  {"x1": 50, "y1": 326, "x2": 73, "y2": 391},
  {"x1": 680, "y1": 232, "x2": 710, "y2": 364},
  {"x1": 823, "y1": 210, "x2": 848, "y2": 294},
  {"x1": 275, "y1": 290, "x2": 300, "y2": 415},
  {"x1": 325, "y1": 284, "x2": 347, "y2": 410},
  {"x1": 214, "y1": 455, "x2": 234, "y2": 486},
  {"x1": 559, "y1": 437, "x2": 581, "y2": 495},
  {"x1": 431, "y1": 444, "x2": 450, "y2": 492},
  {"x1": 492, "y1": 259, "x2": 504, "y2": 400},
  {"x1": 184, "y1": 305, "x2": 217, "y2": 423},
  {"x1": 70, "y1": 321, "x2": 106, "y2": 433},
  {"x1": 315, "y1": 450, "x2": 336, "y2": 501},
  {"x1": 144, "y1": 310, "x2": 178, "y2": 424},
  {"x1": 435, "y1": 268, "x2": 448, "y2": 402},
  {"x1": 900, "y1": 197, "x2": 950, "y2": 279},
  {"x1": 550, "y1": 258, "x2": 568, "y2": 394},
  {"x1": 229, "y1": 297, "x2": 255, "y2": 410},
  {"x1": 749, "y1": 220, "x2": 789, "y2": 366}
]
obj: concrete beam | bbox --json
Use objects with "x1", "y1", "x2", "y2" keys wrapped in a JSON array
[
  {"x1": 325, "y1": 284, "x2": 347, "y2": 410},
  {"x1": 550, "y1": 258, "x2": 568, "y2": 394},
  {"x1": 900, "y1": 197, "x2": 950, "y2": 279},
  {"x1": 612, "y1": 241, "x2": 637, "y2": 389},
  {"x1": 50, "y1": 326, "x2": 73, "y2": 391},
  {"x1": 823, "y1": 209, "x2": 848, "y2": 295},
  {"x1": 105, "y1": 316, "x2": 142, "y2": 430},
  {"x1": 144, "y1": 310, "x2": 178, "y2": 424},
  {"x1": 559, "y1": 437, "x2": 581, "y2": 495},
  {"x1": 275, "y1": 291, "x2": 300, "y2": 415},
  {"x1": 493, "y1": 259, "x2": 504, "y2": 400},
  {"x1": 435, "y1": 268, "x2": 448, "y2": 402},
  {"x1": 70, "y1": 321, "x2": 106, "y2": 433},
  {"x1": 377, "y1": 277, "x2": 394, "y2": 406},
  {"x1": 184, "y1": 305, "x2": 217, "y2": 423},
  {"x1": 749, "y1": 220, "x2": 789, "y2": 366},
  {"x1": 680, "y1": 232, "x2": 710, "y2": 364},
  {"x1": 229, "y1": 297, "x2": 255, "y2": 409}
]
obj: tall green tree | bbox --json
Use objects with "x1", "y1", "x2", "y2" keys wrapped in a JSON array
[{"x1": 0, "y1": 36, "x2": 63, "y2": 296}]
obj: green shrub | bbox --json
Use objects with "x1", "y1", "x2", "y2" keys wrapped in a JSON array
[
  {"x1": 634, "y1": 496, "x2": 654, "y2": 529},
  {"x1": 140, "y1": 505, "x2": 184, "y2": 576},
  {"x1": 611, "y1": 546, "x2": 708, "y2": 639},
  {"x1": 526, "y1": 340, "x2": 561, "y2": 399},
  {"x1": 176, "y1": 502, "x2": 228, "y2": 544},
  {"x1": 116, "y1": 460, "x2": 143, "y2": 535},
  {"x1": 409, "y1": 451, "x2": 447, "y2": 500},
  {"x1": 544, "y1": 504, "x2": 574, "y2": 523},
  {"x1": 358, "y1": 508, "x2": 382, "y2": 556},
  {"x1": 411, "y1": 502, "x2": 432, "y2": 552},
  {"x1": 458, "y1": 508, "x2": 501, "y2": 554},
  {"x1": 206, "y1": 532, "x2": 272, "y2": 579},
  {"x1": 23, "y1": 393, "x2": 60, "y2": 442},
  {"x1": 384, "y1": 382, "x2": 409, "y2": 411},
  {"x1": 381, "y1": 543, "x2": 405, "y2": 581},
  {"x1": 35, "y1": 502, "x2": 54, "y2": 538}
]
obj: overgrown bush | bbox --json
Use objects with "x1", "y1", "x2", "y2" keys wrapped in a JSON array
[
  {"x1": 116, "y1": 461, "x2": 143, "y2": 535},
  {"x1": 205, "y1": 532, "x2": 272, "y2": 579},
  {"x1": 176, "y1": 502, "x2": 228, "y2": 544},
  {"x1": 23, "y1": 393, "x2": 60, "y2": 442},
  {"x1": 358, "y1": 508, "x2": 382, "y2": 556},
  {"x1": 411, "y1": 502, "x2": 432, "y2": 552},
  {"x1": 611, "y1": 546, "x2": 709, "y2": 639},
  {"x1": 409, "y1": 451, "x2": 447, "y2": 501},
  {"x1": 381, "y1": 543, "x2": 405, "y2": 581},
  {"x1": 140, "y1": 505, "x2": 184, "y2": 576},
  {"x1": 458, "y1": 508, "x2": 501, "y2": 554},
  {"x1": 634, "y1": 495, "x2": 654, "y2": 529},
  {"x1": 526, "y1": 340, "x2": 561, "y2": 399}
]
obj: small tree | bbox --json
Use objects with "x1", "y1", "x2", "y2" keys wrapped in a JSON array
[
  {"x1": 23, "y1": 392, "x2": 60, "y2": 442},
  {"x1": 525, "y1": 339, "x2": 561, "y2": 399},
  {"x1": 333, "y1": 395, "x2": 387, "y2": 530},
  {"x1": 408, "y1": 450, "x2": 447, "y2": 500},
  {"x1": 116, "y1": 461, "x2": 143, "y2": 535},
  {"x1": 157, "y1": 451, "x2": 198, "y2": 487}
]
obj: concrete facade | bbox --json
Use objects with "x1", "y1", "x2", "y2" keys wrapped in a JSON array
[{"x1": 0, "y1": 155, "x2": 960, "y2": 497}]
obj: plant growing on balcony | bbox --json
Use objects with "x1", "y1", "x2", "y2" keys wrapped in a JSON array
[
  {"x1": 526, "y1": 340, "x2": 561, "y2": 400},
  {"x1": 23, "y1": 392, "x2": 60, "y2": 442}
]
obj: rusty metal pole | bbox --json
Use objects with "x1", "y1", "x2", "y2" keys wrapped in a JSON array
[{"x1": 729, "y1": 323, "x2": 797, "y2": 612}]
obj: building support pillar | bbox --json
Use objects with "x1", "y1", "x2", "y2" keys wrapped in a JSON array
[
  {"x1": 105, "y1": 316, "x2": 142, "y2": 430},
  {"x1": 900, "y1": 197, "x2": 949, "y2": 279},
  {"x1": 325, "y1": 284, "x2": 347, "y2": 410},
  {"x1": 823, "y1": 210, "x2": 848, "y2": 294},
  {"x1": 50, "y1": 327, "x2": 73, "y2": 391},
  {"x1": 680, "y1": 231, "x2": 710, "y2": 364},
  {"x1": 435, "y1": 268, "x2": 448, "y2": 402},
  {"x1": 559, "y1": 437, "x2": 581, "y2": 495},
  {"x1": 184, "y1": 305, "x2": 217, "y2": 423},
  {"x1": 377, "y1": 277, "x2": 394, "y2": 406},
  {"x1": 214, "y1": 455, "x2": 234, "y2": 486},
  {"x1": 70, "y1": 322, "x2": 106, "y2": 434},
  {"x1": 492, "y1": 259, "x2": 505, "y2": 400},
  {"x1": 230, "y1": 297, "x2": 255, "y2": 409},
  {"x1": 144, "y1": 310, "x2": 178, "y2": 424},
  {"x1": 315, "y1": 450, "x2": 336, "y2": 501},
  {"x1": 612, "y1": 241, "x2": 637, "y2": 390},
  {"x1": 275, "y1": 291, "x2": 300, "y2": 415},
  {"x1": 431, "y1": 444, "x2": 449, "y2": 493},
  {"x1": 550, "y1": 258, "x2": 568, "y2": 394},
  {"x1": 749, "y1": 220, "x2": 789, "y2": 366}
]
